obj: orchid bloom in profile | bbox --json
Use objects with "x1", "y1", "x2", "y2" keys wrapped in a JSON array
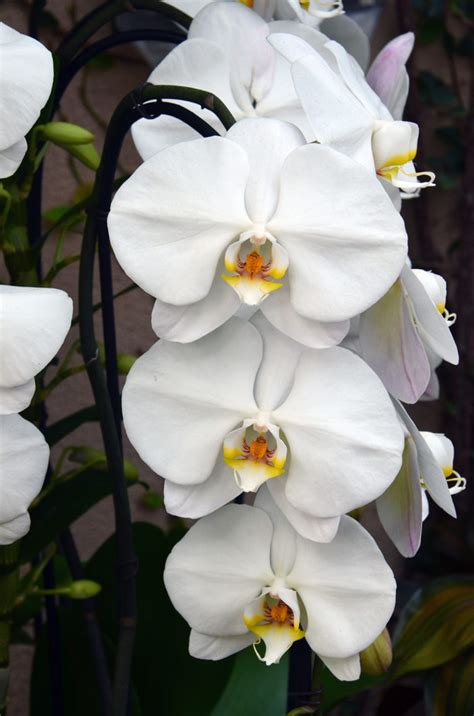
[
  {"x1": 0, "y1": 23, "x2": 54, "y2": 178},
  {"x1": 0, "y1": 285, "x2": 73, "y2": 414},
  {"x1": 122, "y1": 316, "x2": 404, "y2": 543},
  {"x1": 376, "y1": 402, "x2": 463, "y2": 558},
  {"x1": 355, "y1": 265, "x2": 458, "y2": 404},
  {"x1": 110, "y1": 117, "x2": 407, "y2": 347},
  {"x1": 269, "y1": 32, "x2": 434, "y2": 205},
  {"x1": 164, "y1": 488, "x2": 395, "y2": 679}
]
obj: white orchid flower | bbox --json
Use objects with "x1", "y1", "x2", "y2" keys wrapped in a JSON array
[
  {"x1": 0, "y1": 413, "x2": 49, "y2": 544},
  {"x1": 0, "y1": 285, "x2": 73, "y2": 414},
  {"x1": 0, "y1": 23, "x2": 54, "y2": 179},
  {"x1": 164, "y1": 487, "x2": 396, "y2": 679},
  {"x1": 355, "y1": 265, "x2": 458, "y2": 404},
  {"x1": 122, "y1": 316, "x2": 404, "y2": 542},
  {"x1": 376, "y1": 402, "x2": 462, "y2": 558},
  {"x1": 162, "y1": 0, "x2": 278, "y2": 22},
  {"x1": 110, "y1": 117, "x2": 407, "y2": 347},
  {"x1": 132, "y1": 3, "x2": 312, "y2": 160},
  {"x1": 269, "y1": 32, "x2": 434, "y2": 204}
]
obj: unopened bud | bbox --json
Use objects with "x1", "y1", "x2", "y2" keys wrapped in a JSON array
[
  {"x1": 41, "y1": 122, "x2": 95, "y2": 145},
  {"x1": 117, "y1": 353, "x2": 137, "y2": 374},
  {"x1": 68, "y1": 580, "x2": 101, "y2": 600},
  {"x1": 360, "y1": 628, "x2": 392, "y2": 676}
]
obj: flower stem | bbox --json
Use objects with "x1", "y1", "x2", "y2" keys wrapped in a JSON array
[{"x1": 0, "y1": 543, "x2": 20, "y2": 716}]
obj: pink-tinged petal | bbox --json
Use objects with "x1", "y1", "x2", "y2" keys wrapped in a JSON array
[
  {"x1": 376, "y1": 437, "x2": 423, "y2": 558},
  {"x1": 393, "y1": 401, "x2": 455, "y2": 517},
  {"x1": 366, "y1": 33, "x2": 415, "y2": 120},
  {"x1": 402, "y1": 266, "x2": 459, "y2": 364},
  {"x1": 358, "y1": 279, "x2": 431, "y2": 403},
  {"x1": 122, "y1": 319, "x2": 260, "y2": 485},
  {"x1": 164, "y1": 504, "x2": 274, "y2": 636}
]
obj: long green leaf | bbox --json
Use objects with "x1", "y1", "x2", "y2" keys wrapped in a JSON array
[
  {"x1": 425, "y1": 647, "x2": 474, "y2": 716},
  {"x1": 391, "y1": 576, "x2": 474, "y2": 679},
  {"x1": 43, "y1": 405, "x2": 98, "y2": 446}
]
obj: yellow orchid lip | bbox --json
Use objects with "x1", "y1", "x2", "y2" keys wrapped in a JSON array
[
  {"x1": 243, "y1": 596, "x2": 305, "y2": 665},
  {"x1": 224, "y1": 432, "x2": 286, "y2": 492},
  {"x1": 223, "y1": 238, "x2": 288, "y2": 305}
]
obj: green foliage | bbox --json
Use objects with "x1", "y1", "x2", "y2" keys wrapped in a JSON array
[
  {"x1": 19, "y1": 467, "x2": 138, "y2": 564},
  {"x1": 391, "y1": 576, "x2": 474, "y2": 679},
  {"x1": 425, "y1": 647, "x2": 474, "y2": 716}
]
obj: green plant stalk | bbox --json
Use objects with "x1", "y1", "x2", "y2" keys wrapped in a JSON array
[{"x1": 0, "y1": 543, "x2": 21, "y2": 715}]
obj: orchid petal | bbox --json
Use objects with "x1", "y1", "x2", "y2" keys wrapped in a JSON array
[
  {"x1": 0, "y1": 23, "x2": 53, "y2": 162},
  {"x1": 108, "y1": 137, "x2": 250, "y2": 304},
  {"x1": 132, "y1": 116, "x2": 203, "y2": 162},
  {"x1": 274, "y1": 347, "x2": 404, "y2": 517},
  {"x1": 163, "y1": 456, "x2": 242, "y2": 519},
  {"x1": 402, "y1": 266, "x2": 458, "y2": 364},
  {"x1": 0, "y1": 414, "x2": 49, "y2": 543},
  {"x1": 376, "y1": 437, "x2": 423, "y2": 557},
  {"x1": 267, "y1": 476, "x2": 340, "y2": 543},
  {"x1": 0, "y1": 137, "x2": 27, "y2": 179},
  {"x1": 320, "y1": 654, "x2": 361, "y2": 681},
  {"x1": 151, "y1": 272, "x2": 240, "y2": 343},
  {"x1": 254, "y1": 485, "x2": 297, "y2": 577},
  {"x1": 287, "y1": 516, "x2": 395, "y2": 658},
  {"x1": 0, "y1": 380, "x2": 35, "y2": 416},
  {"x1": 393, "y1": 401, "x2": 455, "y2": 517},
  {"x1": 189, "y1": 630, "x2": 254, "y2": 660},
  {"x1": 0, "y1": 285, "x2": 72, "y2": 397},
  {"x1": 420, "y1": 432, "x2": 454, "y2": 474},
  {"x1": 164, "y1": 504, "x2": 274, "y2": 636},
  {"x1": 320, "y1": 15, "x2": 370, "y2": 71},
  {"x1": 122, "y1": 319, "x2": 260, "y2": 485},
  {"x1": 269, "y1": 143, "x2": 407, "y2": 322},
  {"x1": 366, "y1": 33, "x2": 414, "y2": 120},
  {"x1": 227, "y1": 118, "x2": 305, "y2": 225},
  {"x1": 358, "y1": 278, "x2": 431, "y2": 403},
  {"x1": 260, "y1": 284, "x2": 350, "y2": 349}
]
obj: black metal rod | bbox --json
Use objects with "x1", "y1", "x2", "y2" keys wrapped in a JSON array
[
  {"x1": 56, "y1": 29, "x2": 186, "y2": 101},
  {"x1": 79, "y1": 86, "x2": 231, "y2": 716},
  {"x1": 60, "y1": 529, "x2": 113, "y2": 715}
]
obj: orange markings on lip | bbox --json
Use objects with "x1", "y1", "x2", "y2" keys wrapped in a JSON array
[{"x1": 263, "y1": 600, "x2": 295, "y2": 627}]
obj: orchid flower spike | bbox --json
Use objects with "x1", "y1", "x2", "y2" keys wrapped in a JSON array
[
  {"x1": 0, "y1": 285, "x2": 73, "y2": 415},
  {"x1": 269, "y1": 32, "x2": 434, "y2": 205},
  {"x1": 0, "y1": 23, "x2": 54, "y2": 179},
  {"x1": 376, "y1": 402, "x2": 461, "y2": 558},
  {"x1": 0, "y1": 414, "x2": 49, "y2": 544},
  {"x1": 355, "y1": 265, "x2": 458, "y2": 404},
  {"x1": 110, "y1": 117, "x2": 407, "y2": 347},
  {"x1": 164, "y1": 487, "x2": 396, "y2": 679},
  {"x1": 122, "y1": 316, "x2": 404, "y2": 542}
]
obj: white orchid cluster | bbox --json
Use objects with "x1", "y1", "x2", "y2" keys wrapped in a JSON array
[
  {"x1": 0, "y1": 25, "x2": 72, "y2": 545},
  {"x1": 105, "y1": 0, "x2": 465, "y2": 680}
]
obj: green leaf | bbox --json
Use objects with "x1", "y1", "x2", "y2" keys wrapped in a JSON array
[
  {"x1": 43, "y1": 405, "x2": 98, "y2": 446},
  {"x1": 391, "y1": 576, "x2": 474, "y2": 679},
  {"x1": 211, "y1": 648, "x2": 288, "y2": 716},
  {"x1": 19, "y1": 467, "x2": 137, "y2": 563},
  {"x1": 425, "y1": 647, "x2": 474, "y2": 716},
  {"x1": 320, "y1": 670, "x2": 383, "y2": 713}
]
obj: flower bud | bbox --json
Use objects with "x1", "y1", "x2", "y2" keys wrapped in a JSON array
[
  {"x1": 41, "y1": 122, "x2": 95, "y2": 145},
  {"x1": 360, "y1": 628, "x2": 392, "y2": 676},
  {"x1": 68, "y1": 580, "x2": 101, "y2": 600}
]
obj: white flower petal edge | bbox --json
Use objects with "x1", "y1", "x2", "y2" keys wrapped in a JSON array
[
  {"x1": 0, "y1": 285, "x2": 73, "y2": 414},
  {"x1": 0, "y1": 22, "x2": 54, "y2": 178},
  {"x1": 0, "y1": 414, "x2": 49, "y2": 545},
  {"x1": 164, "y1": 489, "x2": 395, "y2": 676}
]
